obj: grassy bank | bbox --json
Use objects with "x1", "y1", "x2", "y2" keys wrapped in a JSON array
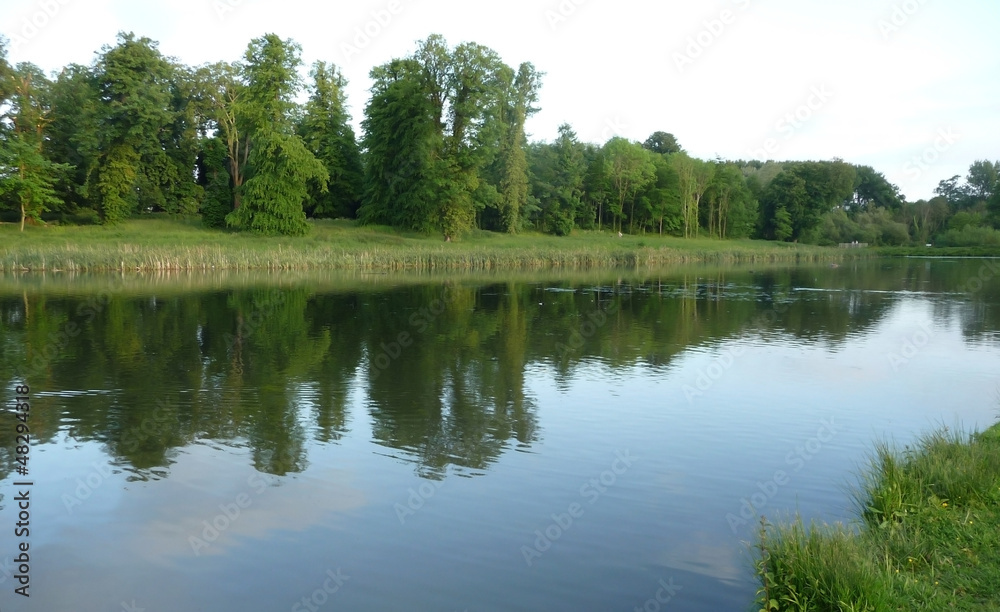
[
  {"x1": 1, "y1": 216, "x2": 860, "y2": 272},
  {"x1": 872, "y1": 246, "x2": 1000, "y2": 258},
  {"x1": 756, "y1": 423, "x2": 1000, "y2": 611}
]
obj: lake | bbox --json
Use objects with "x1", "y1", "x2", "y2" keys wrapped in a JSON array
[{"x1": 1, "y1": 258, "x2": 998, "y2": 611}]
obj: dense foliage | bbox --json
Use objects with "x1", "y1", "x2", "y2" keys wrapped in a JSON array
[{"x1": 0, "y1": 33, "x2": 997, "y2": 244}]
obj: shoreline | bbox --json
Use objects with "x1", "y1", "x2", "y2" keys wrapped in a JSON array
[
  {"x1": 757, "y1": 422, "x2": 1000, "y2": 609},
  {"x1": 1, "y1": 217, "x2": 863, "y2": 273}
]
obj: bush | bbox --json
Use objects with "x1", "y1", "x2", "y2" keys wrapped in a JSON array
[
  {"x1": 935, "y1": 225, "x2": 1000, "y2": 247},
  {"x1": 61, "y1": 208, "x2": 102, "y2": 226}
]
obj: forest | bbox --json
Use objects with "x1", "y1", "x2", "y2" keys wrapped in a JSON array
[{"x1": 1, "y1": 31, "x2": 998, "y2": 246}]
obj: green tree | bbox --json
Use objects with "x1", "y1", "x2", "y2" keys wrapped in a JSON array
[
  {"x1": 704, "y1": 162, "x2": 755, "y2": 238},
  {"x1": 195, "y1": 61, "x2": 246, "y2": 222},
  {"x1": 989, "y1": 190, "x2": 1000, "y2": 228},
  {"x1": 966, "y1": 160, "x2": 998, "y2": 204},
  {"x1": 225, "y1": 35, "x2": 327, "y2": 235},
  {"x1": 934, "y1": 175, "x2": 969, "y2": 209},
  {"x1": 529, "y1": 124, "x2": 585, "y2": 235},
  {"x1": 849, "y1": 165, "x2": 902, "y2": 212},
  {"x1": 298, "y1": 61, "x2": 363, "y2": 219},
  {"x1": 358, "y1": 59, "x2": 441, "y2": 232},
  {"x1": 581, "y1": 147, "x2": 610, "y2": 230},
  {"x1": 359, "y1": 35, "x2": 535, "y2": 238},
  {"x1": 670, "y1": 153, "x2": 712, "y2": 238},
  {"x1": 642, "y1": 154, "x2": 682, "y2": 235},
  {"x1": 494, "y1": 62, "x2": 542, "y2": 233},
  {"x1": 91, "y1": 33, "x2": 180, "y2": 223},
  {"x1": 642, "y1": 131, "x2": 682, "y2": 155},
  {"x1": 228, "y1": 130, "x2": 327, "y2": 235},
  {"x1": 0, "y1": 63, "x2": 71, "y2": 230},
  {"x1": 45, "y1": 64, "x2": 103, "y2": 216},
  {"x1": 602, "y1": 137, "x2": 654, "y2": 234},
  {"x1": 759, "y1": 161, "x2": 855, "y2": 241},
  {"x1": 761, "y1": 171, "x2": 808, "y2": 241}
]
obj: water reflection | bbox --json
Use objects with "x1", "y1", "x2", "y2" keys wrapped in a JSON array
[{"x1": 1, "y1": 259, "x2": 998, "y2": 485}]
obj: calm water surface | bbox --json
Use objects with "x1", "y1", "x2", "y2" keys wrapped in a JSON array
[{"x1": 1, "y1": 259, "x2": 998, "y2": 611}]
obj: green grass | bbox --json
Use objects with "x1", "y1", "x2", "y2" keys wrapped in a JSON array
[
  {"x1": 872, "y1": 246, "x2": 1000, "y2": 258},
  {"x1": 756, "y1": 423, "x2": 1000, "y2": 611},
  {"x1": 0, "y1": 216, "x2": 862, "y2": 272}
]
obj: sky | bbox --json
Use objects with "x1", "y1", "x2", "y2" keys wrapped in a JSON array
[{"x1": 2, "y1": 0, "x2": 998, "y2": 201}]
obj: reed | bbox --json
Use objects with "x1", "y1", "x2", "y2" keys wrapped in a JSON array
[{"x1": 1, "y1": 217, "x2": 863, "y2": 272}]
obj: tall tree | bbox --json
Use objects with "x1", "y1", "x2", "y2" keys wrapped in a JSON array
[
  {"x1": 226, "y1": 35, "x2": 327, "y2": 236},
  {"x1": 298, "y1": 61, "x2": 363, "y2": 219},
  {"x1": 91, "y1": 33, "x2": 179, "y2": 223},
  {"x1": 0, "y1": 63, "x2": 70, "y2": 230},
  {"x1": 582, "y1": 147, "x2": 609, "y2": 231},
  {"x1": 966, "y1": 160, "x2": 998, "y2": 204},
  {"x1": 760, "y1": 170, "x2": 809, "y2": 241},
  {"x1": 529, "y1": 124, "x2": 586, "y2": 235},
  {"x1": 358, "y1": 59, "x2": 441, "y2": 232},
  {"x1": 670, "y1": 153, "x2": 706, "y2": 238},
  {"x1": 359, "y1": 35, "x2": 537, "y2": 238},
  {"x1": 934, "y1": 175, "x2": 968, "y2": 209},
  {"x1": 603, "y1": 137, "x2": 654, "y2": 234},
  {"x1": 704, "y1": 163, "x2": 755, "y2": 238},
  {"x1": 46, "y1": 64, "x2": 101, "y2": 215},
  {"x1": 849, "y1": 165, "x2": 902, "y2": 212},
  {"x1": 195, "y1": 61, "x2": 246, "y2": 224},
  {"x1": 494, "y1": 62, "x2": 541, "y2": 233},
  {"x1": 642, "y1": 154, "x2": 682, "y2": 235}
]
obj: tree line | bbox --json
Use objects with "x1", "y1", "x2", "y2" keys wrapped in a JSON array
[{"x1": 1, "y1": 32, "x2": 998, "y2": 245}]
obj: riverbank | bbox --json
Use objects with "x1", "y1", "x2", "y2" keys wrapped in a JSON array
[
  {"x1": 1, "y1": 217, "x2": 859, "y2": 272},
  {"x1": 873, "y1": 246, "x2": 1000, "y2": 258},
  {"x1": 756, "y1": 422, "x2": 1000, "y2": 611}
]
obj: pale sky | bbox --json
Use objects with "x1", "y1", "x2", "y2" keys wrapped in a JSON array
[{"x1": 3, "y1": 0, "x2": 998, "y2": 201}]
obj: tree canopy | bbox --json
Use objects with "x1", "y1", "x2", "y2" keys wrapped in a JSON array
[{"x1": 1, "y1": 32, "x2": 997, "y2": 247}]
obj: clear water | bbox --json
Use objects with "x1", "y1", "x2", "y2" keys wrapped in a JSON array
[{"x1": 0, "y1": 258, "x2": 998, "y2": 611}]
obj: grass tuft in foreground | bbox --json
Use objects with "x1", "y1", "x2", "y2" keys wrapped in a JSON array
[{"x1": 756, "y1": 423, "x2": 1000, "y2": 611}]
